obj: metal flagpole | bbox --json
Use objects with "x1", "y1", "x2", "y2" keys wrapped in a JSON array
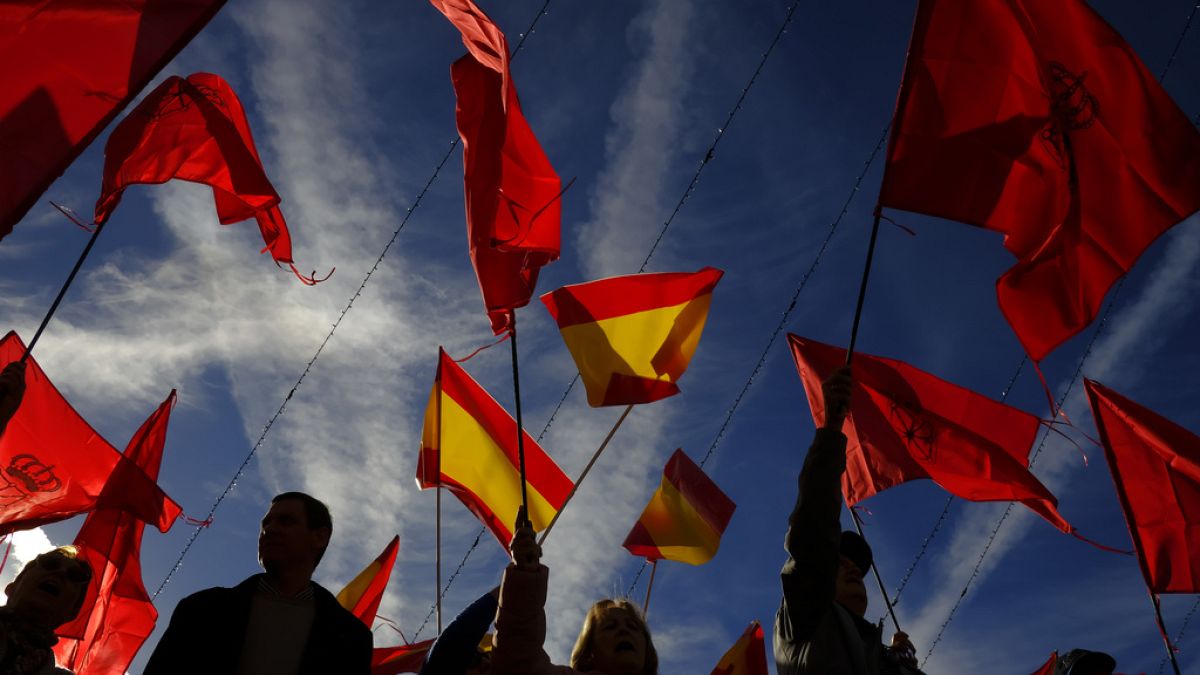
[
  {"x1": 509, "y1": 313, "x2": 530, "y2": 519},
  {"x1": 850, "y1": 504, "x2": 902, "y2": 634},
  {"x1": 845, "y1": 211, "x2": 882, "y2": 366},
  {"x1": 22, "y1": 217, "x2": 109, "y2": 362}
]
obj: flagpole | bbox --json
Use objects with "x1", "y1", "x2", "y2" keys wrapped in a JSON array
[
  {"x1": 436, "y1": 485, "x2": 443, "y2": 635},
  {"x1": 538, "y1": 404, "x2": 634, "y2": 546},
  {"x1": 509, "y1": 313, "x2": 530, "y2": 520},
  {"x1": 22, "y1": 218, "x2": 109, "y2": 362},
  {"x1": 845, "y1": 211, "x2": 883, "y2": 366},
  {"x1": 849, "y1": 505, "x2": 902, "y2": 634},
  {"x1": 1149, "y1": 589, "x2": 1183, "y2": 675},
  {"x1": 642, "y1": 559, "x2": 659, "y2": 618}
]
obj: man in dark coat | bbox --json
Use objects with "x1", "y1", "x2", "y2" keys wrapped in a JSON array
[
  {"x1": 774, "y1": 366, "x2": 924, "y2": 675},
  {"x1": 1, "y1": 546, "x2": 92, "y2": 675},
  {"x1": 145, "y1": 491, "x2": 372, "y2": 675}
]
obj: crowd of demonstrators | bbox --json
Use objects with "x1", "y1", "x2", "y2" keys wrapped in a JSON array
[
  {"x1": 490, "y1": 508, "x2": 658, "y2": 675},
  {"x1": 144, "y1": 491, "x2": 372, "y2": 675},
  {"x1": 774, "y1": 366, "x2": 924, "y2": 675},
  {"x1": 421, "y1": 587, "x2": 499, "y2": 674},
  {"x1": 0, "y1": 546, "x2": 92, "y2": 675}
]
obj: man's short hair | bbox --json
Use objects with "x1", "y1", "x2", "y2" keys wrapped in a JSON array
[{"x1": 271, "y1": 492, "x2": 332, "y2": 565}]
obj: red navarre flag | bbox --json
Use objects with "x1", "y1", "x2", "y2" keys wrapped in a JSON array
[
  {"x1": 0, "y1": 0, "x2": 226, "y2": 240},
  {"x1": 788, "y1": 334, "x2": 1071, "y2": 532},
  {"x1": 54, "y1": 391, "x2": 177, "y2": 675},
  {"x1": 0, "y1": 332, "x2": 180, "y2": 535},
  {"x1": 431, "y1": 0, "x2": 562, "y2": 334},
  {"x1": 95, "y1": 72, "x2": 319, "y2": 282},
  {"x1": 879, "y1": 0, "x2": 1200, "y2": 361},
  {"x1": 1086, "y1": 379, "x2": 1200, "y2": 593}
]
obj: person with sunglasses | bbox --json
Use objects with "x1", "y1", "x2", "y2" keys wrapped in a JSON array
[{"x1": 1, "y1": 546, "x2": 94, "y2": 675}]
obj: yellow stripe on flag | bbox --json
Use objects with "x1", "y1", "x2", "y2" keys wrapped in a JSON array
[
  {"x1": 559, "y1": 293, "x2": 713, "y2": 406},
  {"x1": 438, "y1": 392, "x2": 560, "y2": 533},
  {"x1": 337, "y1": 561, "x2": 382, "y2": 611},
  {"x1": 636, "y1": 474, "x2": 723, "y2": 565}
]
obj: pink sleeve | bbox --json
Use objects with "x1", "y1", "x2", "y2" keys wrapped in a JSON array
[{"x1": 492, "y1": 564, "x2": 584, "y2": 675}]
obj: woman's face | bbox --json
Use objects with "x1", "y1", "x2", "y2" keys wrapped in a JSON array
[{"x1": 589, "y1": 606, "x2": 647, "y2": 674}]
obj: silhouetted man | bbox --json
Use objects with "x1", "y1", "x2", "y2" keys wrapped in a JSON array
[
  {"x1": 145, "y1": 492, "x2": 372, "y2": 674},
  {"x1": 774, "y1": 367, "x2": 924, "y2": 674},
  {"x1": 1, "y1": 546, "x2": 93, "y2": 675}
]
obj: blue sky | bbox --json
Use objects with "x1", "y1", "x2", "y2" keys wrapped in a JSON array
[{"x1": 2, "y1": 1, "x2": 1200, "y2": 672}]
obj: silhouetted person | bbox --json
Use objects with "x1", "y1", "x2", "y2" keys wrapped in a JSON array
[
  {"x1": 0, "y1": 360, "x2": 26, "y2": 438},
  {"x1": 1, "y1": 545, "x2": 93, "y2": 675},
  {"x1": 492, "y1": 509, "x2": 658, "y2": 675},
  {"x1": 420, "y1": 587, "x2": 498, "y2": 675},
  {"x1": 145, "y1": 491, "x2": 372, "y2": 675},
  {"x1": 1056, "y1": 649, "x2": 1116, "y2": 675},
  {"x1": 774, "y1": 366, "x2": 924, "y2": 675}
]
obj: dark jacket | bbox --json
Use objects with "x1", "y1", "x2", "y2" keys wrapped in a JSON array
[
  {"x1": 420, "y1": 591, "x2": 497, "y2": 674},
  {"x1": 774, "y1": 428, "x2": 923, "y2": 675},
  {"x1": 143, "y1": 574, "x2": 372, "y2": 675}
]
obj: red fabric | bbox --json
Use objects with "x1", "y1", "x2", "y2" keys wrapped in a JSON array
[
  {"x1": 0, "y1": 0, "x2": 226, "y2": 241},
  {"x1": 434, "y1": 0, "x2": 562, "y2": 334},
  {"x1": 1085, "y1": 379, "x2": 1200, "y2": 594},
  {"x1": 878, "y1": 0, "x2": 1200, "y2": 361},
  {"x1": 95, "y1": 72, "x2": 296, "y2": 266},
  {"x1": 788, "y1": 334, "x2": 1070, "y2": 532},
  {"x1": 0, "y1": 332, "x2": 180, "y2": 535},
  {"x1": 344, "y1": 536, "x2": 400, "y2": 628},
  {"x1": 54, "y1": 391, "x2": 176, "y2": 674},
  {"x1": 371, "y1": 639, "x2": 434, "y2": 675},
  {"x1": 1029, "y1": 651, "x2": 1056, "y2": 675}
]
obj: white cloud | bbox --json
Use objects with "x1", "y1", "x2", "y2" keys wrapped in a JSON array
[
  {"x1": 575, "y1": 0, "x2": 695, "y2": 280},
  {"x1": 0, "y1": 528, "x2": 56, "y2": 601}
]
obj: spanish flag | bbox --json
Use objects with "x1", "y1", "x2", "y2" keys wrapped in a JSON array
[
  {"x1": 623, "y1": 449, "x2": 736, "y2": 565},
  {"x1": 540, "y1": 267, "x2": 723, "y2": 406},
  {"x1": 371, "y1": 639, "x2": 434, "y2": 675},
  {"x1": 337, "y1": 535, "x2": 399, "y2": 628},
  {"x1": 416, "y1": 348, "x2": 573, "y2": 545},
  {"x1": 710, "y1": 621, "x2": 768, "y2": 675}
]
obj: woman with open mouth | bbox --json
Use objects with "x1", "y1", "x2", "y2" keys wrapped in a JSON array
[{"x1": 491, "y1": 508, "x2": 659, "y2": 675}]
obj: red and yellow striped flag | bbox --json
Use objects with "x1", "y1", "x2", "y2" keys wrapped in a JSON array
[
  {"x1": 371, "y1": 639, "x2": 434, "y2": 675},
  {"x1": 710, "y1": 621, "x2": 768, "y2": 675},
  {"x1": 337, "y1": 535, "x2": 399, "y2": 628},
  {"x1": 540, "y1": 267, "x2": 723, "y2": 406},
  {"x1": 623, "y1": 449, "x2": 736, "y2": 565},
  {"x1": 416, "y1": 348, "x2": 573, "y2": 545}
]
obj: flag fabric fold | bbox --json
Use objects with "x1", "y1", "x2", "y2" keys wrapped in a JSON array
[
  {"x1": 94, "y1": 72, "x2": 303, "y2": 273},
  {"x1": 415, "y1": 348, "x2": 572, "y2": 545},
  {"x1": 541, "y1": 267, "x2": 723, "y2": 407},
  {"x1": 0, "y1": 0, "x2": 226, "y2": 240},
  {"x1": 710, "y1": 621, "x2": 768, "y2": 675},
  {"x1": 1085, "y1": 379, "x2": 1200, "y2": 594},
  {"x1": 787, "y1": 334, "x2": 1071, "y2": 532},
  {"x1": 878, "y1": 0, "x2": 1200, "y2": 361},
  {"x1": 54, "y1": 391, "x2": 177, "y2": 675},
  {"x1": 623, "y1": 448, "x2": 736, "y2": 566},
  {"x1": 0, "y1": 332, "x2": 181, "y2": 536},
  {"x1": 432, "y1": 0, "x2": 562, "y2": 334},
  {"x1": 337, "y1": 535, "x2": 400, "y2": 628},
  {"x1": 372, "y1": 639, "x2": 435, "y2": 675}
]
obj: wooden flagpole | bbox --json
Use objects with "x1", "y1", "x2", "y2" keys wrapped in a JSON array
[
  {"x1": 850, "y1": 505, "x2": 902, "y2": 634},
  {"x1": 845, "y1": 211, "x2": 882, "y2": 366},
  {"x1": 538, "y1": 404, "x2": 635, "y2": 546},
  {"x1": 642, "y1": 560, "x2": 659, "y2": 618},
  {"x1": 22, "y1": 217, "x2": 109, "y2": 362},
  {"x1": 435, "y1": 486, "x2": 443, "y2": 634},
  {"x1": 1150, "y1": 590, "x2": 1183, "y2": 675}
]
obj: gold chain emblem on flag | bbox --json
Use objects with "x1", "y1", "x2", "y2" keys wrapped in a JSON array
[
  {"x1": 1041, "y1": 62, "x2": 1099, "y2": 168},
  {"x1": 888, "y1": 398, "x2": 937, "y2": 462}
]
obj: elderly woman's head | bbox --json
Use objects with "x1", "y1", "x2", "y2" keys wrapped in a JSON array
[
  {"x1": 4, "y1": 545, "x2": 93, "y2": 629},
  {"x1": 569, "y1": 599, "x2": 657, "y2": 675}
]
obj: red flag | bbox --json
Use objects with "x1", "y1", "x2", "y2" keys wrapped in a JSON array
[
  {"x1": 337, "y1": 536, "x2": 400, "y2": 628},
  {"x1": 878, "y1": 0, "x2": 1200, "y2": 361},
  {"x1": 0, "y1": 0, "x2": 226, "y2": 240},
  {"x1": 788, "y1": 334, "x2": 1070, "y2": 532},
  {"x1": 433, "y1": 0, "x2": 562, "y2": 334},
  {"x1": 1085, "y1": 379, "x2": 1200, "y2": 593},
  {"x1": 94, "y1": 72, "x2": 317, "y2": 280},
  {"x1": 371, "y1": 639, "x2": 435, "y2": 675},
  {"x1": 54, "y1": 391, "x2": 176, "y2": 675},
  {"x1": 0, "y1": 332, "x2": 180, "y2": 535},
  {"x1": 1029, "y1": 651, "x2": 1057, "y2": 675}
]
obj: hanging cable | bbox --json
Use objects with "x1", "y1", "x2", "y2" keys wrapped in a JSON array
[
  {"x1": 152, "y1": 0, "x2": 554, "y2": 601},
  {"x1": 1160, "y1": 596, "x2": 1200, "y2": 674}
]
